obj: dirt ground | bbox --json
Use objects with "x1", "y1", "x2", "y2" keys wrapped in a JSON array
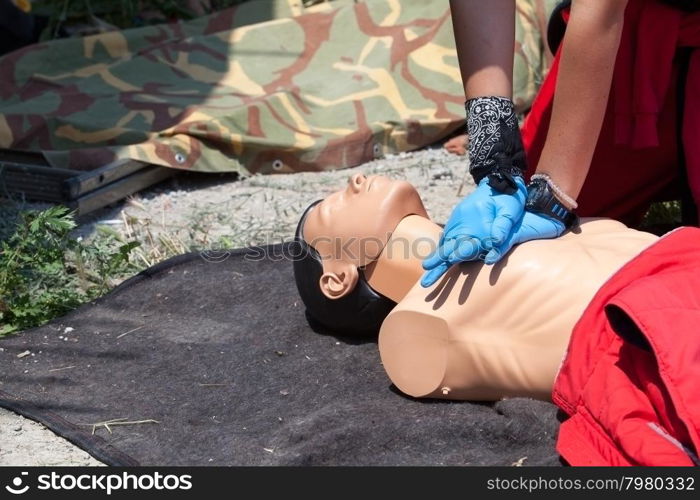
[{"x1": 0, "y1": 145, "x2": 473, "y2": 466}]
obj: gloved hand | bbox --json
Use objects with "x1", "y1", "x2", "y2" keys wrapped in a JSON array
[
  {"x1": 420, "y1": 208, "x2": 566, "y2": 288},
  {"x1": 421, "y1": 176, "x2": 527, "y2": 287},
  {"x1": 482, "y1": 209, "x2": 566, "y2": 265}
]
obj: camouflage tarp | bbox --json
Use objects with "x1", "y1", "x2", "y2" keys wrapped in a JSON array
[{"x1": 0, "y1": 0, "x2": 559, "y2": 174}]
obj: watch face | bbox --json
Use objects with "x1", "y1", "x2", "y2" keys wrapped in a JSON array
[
  {"x1": 525, "y1": 178, "x2": 575, "y2": 227},
  {"x1": 526, "y1": 179, "x2": 548, "y2": 208}
]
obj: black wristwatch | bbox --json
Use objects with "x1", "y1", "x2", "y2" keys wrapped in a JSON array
[{"x1": 525, "y1": 178, "x2": 578, "y2": 228}]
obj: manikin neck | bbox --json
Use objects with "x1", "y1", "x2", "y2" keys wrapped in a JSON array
[{"x1": 363, "y1": 215, "x2": 442, "y2": 303}]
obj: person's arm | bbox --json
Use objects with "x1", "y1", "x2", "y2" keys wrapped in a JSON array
[
  {"x1": 535, "y1": 0, "x2": 628, "y2": 201},
  {"x1": 449, "y1": 0, "x2": 515, "y2": 99},
  {"x1": 423, "y1": 1, "x2": 524, "y2": 286}
]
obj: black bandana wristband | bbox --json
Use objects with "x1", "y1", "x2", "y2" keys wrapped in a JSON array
[{"x1": 466, "y1": 96, "x2": 528, "y2": 195}]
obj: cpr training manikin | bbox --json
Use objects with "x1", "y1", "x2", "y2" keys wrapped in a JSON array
[{"x1": 293, "y1": 174, "x2": 658, "y2": 401}]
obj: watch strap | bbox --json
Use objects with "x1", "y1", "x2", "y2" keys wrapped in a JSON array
[{"x1": 525, "y1": 178, "x2": 578, "y2": 228}]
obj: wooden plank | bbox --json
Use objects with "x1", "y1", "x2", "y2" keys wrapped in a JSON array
[
  {"x1": 0, "y1": 161, "x2": 76, "y2": 179},
  {"x1": 0, "y1": 148, "x2": 50, "y2": 166},
  {"x1": 69, "y1": 167, "x2": 174, "y2": 215},
  {"x1": 0, "y1": 163, "x2": 76, "y2": 201},
  {"x1": 0, "y1": 149, "x2": 150, "y2": 199},
  {"x1": 0, "y1": 174, "x2": 65, "y2": 202},
  {"x1": 0, "y1": 148, "x2": 175, "y2": 214},
  {"x1": 64, "y1": 159, "x2": 150, "y2": 199},
  {"x1": 0, "y1": 155, "x2": 163, "y2": 207}
]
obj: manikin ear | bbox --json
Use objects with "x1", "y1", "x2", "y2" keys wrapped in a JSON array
[{"x1": 319, "y1": 261, "x2": 359, "y2": 300}]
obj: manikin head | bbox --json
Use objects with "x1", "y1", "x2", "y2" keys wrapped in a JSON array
[
  {"x1": 293, "y1": 174, "x2": 428, "y2": 336},
  {"x1": 302, "y1": 174, "x2": 428, "y2": 299}
]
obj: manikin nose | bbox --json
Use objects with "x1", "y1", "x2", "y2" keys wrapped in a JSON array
[{"x1": 349, "y1": 173, "x2": 366, "y2": 192}]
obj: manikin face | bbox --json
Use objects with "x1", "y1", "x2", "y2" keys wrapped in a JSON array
[{"x1": 303, "y1": 174, "x2": 428, "y2": 299}]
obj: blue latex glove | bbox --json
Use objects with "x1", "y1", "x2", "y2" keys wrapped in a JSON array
[
  {"x1": 421, "y1": 176, "x2": 527, "y2": 287},
  {"x1": 482, "y1": 210, "x2": 565, "y2": 264},
  {"x1": 420, "y1": 209, "x2": 565, "y2": 287}
]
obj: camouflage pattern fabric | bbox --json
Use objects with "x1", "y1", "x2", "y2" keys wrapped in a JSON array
[
  {"x1": 0, "y1": 0, "x2": 560, "y2": 174},
  {"x1": 514, "y1": 0, "x2": 560, "y2": 112}
]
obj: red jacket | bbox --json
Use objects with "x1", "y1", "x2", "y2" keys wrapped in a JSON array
[
  {"x1": 522, "y1": 0, "x2": 700, "y2": 225},
  {"x1": 553, "y1": 227, "x2": 700, "y2": 466}
]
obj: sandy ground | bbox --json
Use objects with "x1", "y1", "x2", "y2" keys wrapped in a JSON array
[
  {"x1": 0, "y1": 145, "x2": 473, "y2": 466},
  {"x1": 0, "y1": 412, "x2": 104, "y2": 466}
]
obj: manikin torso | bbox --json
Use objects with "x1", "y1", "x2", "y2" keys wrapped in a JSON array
[
  {"x1": 374, "y1": 216, "x2": 657, "y2": 401},
  {"x1": 301, "y1": 175, "x2": 659, "y2": 401}
]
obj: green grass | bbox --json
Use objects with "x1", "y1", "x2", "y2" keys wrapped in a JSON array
[
  {"x1": 638, "y1": 200, "x2": 684, "y2": 235},
  {"x1": 0, "y1": 205, "x2": 142, "y2": 336},
  {"x1": 0, "y1": 195, "x2": 255, "y2": 336}
]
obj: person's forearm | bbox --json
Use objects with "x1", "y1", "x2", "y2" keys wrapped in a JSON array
[
  {"x1": 449, "y1": 0, "x2": 516, "y2": 99},
  {"x1": 535, "y1": 0, "x2": 628, "y2": 201}
]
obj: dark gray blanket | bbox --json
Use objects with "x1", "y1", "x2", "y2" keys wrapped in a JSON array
[{"x1": 0, "y1": 244, "x2": 562, "y2": 466}]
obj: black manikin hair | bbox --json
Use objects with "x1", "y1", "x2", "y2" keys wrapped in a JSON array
[{"x1": 292, "y1": 201, "x2": 396, "y2": 337}]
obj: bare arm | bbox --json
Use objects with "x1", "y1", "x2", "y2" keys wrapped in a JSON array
[
  {"x1": 449, "y1": 0, "x2": 516, "y2": 99},
  {"x1": 535, "y1": 0, "x2": 628, "y2": 201}
]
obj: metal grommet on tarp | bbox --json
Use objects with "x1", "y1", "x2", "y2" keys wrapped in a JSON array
[
  {"x1": 272, "y1": 159, "x2": 284, "y2": 171},
  {"x1": 174, "y1": 153, "x2": 187, "y2": 164},
  {"x1": 372, "y1": 143, "x2": 383, "y2": 159}
]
